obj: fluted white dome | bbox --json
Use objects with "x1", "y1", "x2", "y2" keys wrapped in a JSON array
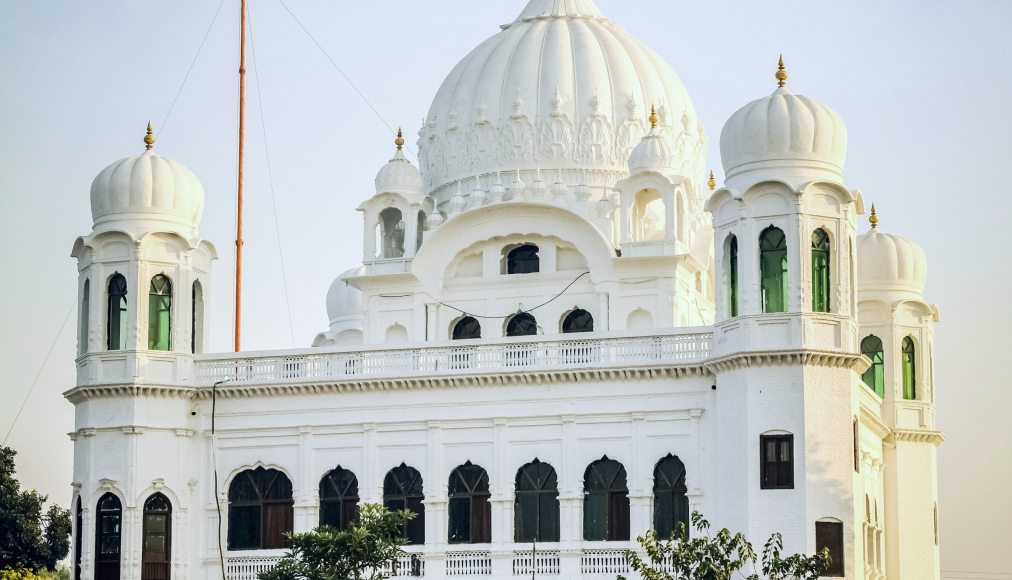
[
  {"x1": 857, "y1": 228, "x2": 927, "y2": 297},
  {"x1": 420, "y1": 0, "x2": 702, "y2": 199},
  {"x1": 720, "y1": 86, "x2": 847, "y2": 177},
  {"x1": 90, "y1": 149, "x2": 204, "y2": 235},
  {"x1": 629, "y1": 126, "x2": 676, "y2": 173},
  {"x1": 375, "y1": 149, "x2": 423, "y2": 198}
]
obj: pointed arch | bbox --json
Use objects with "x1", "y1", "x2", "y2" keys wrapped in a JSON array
[
  {"x1": 861, "y1": 335, "x2": 884, "y2": 397},
  {"x1": 319, "y1": 466, "x2": 359, "y2": 530},
  {"x1": 724, "y1": 234, "x2": 739, "y2": 317},
  {"x1": 94, "y1": 492, "x2": 122, "y2": 580},
  {"x1": 148, "y1": 274, "x2": 172, "y2": 350},
  {"x1": 902, "y1": 336, "x2": 917, "y2": 400},
  {"x1": 383, "y1": 464, "x2": 424, "y2": 545},
  {"x1": 514, "y1": 459, "x2": 559, "y2": 542},
  {"x1": 448, "y1": 461, "x2": 491, "y2": 543},
  {"x1": 653, "y1": 454, "x2": 689, "y2": 539},
  {"x1": 227, "y1": 467, "x2": 294, "y2": 550},
  {"x1": 141, "y1": 493, "x2": 171, "y2": 580},
  {"x1": 759, "y1": 226, "x2": 788, "y2": 313},
  {"x1": 561, "y1": 308, "x2": 594, "y2": 333},
  {"x1": 107, "y1": 273, "x2": 128, "y2": 351},
  {"x1": 191, "y1": 280, "x2": 204, "y2": 354},
  {"x1": 812, "y1": 228, "x2": 831, "y2": 312},
  {"x1": 583, "y1": 456, "x2": 629, "y2": 541}
]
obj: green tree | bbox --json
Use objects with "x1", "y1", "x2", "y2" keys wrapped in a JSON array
[
  {"x1": 258, "y1": 503, "x2": 415, "y2": 580},
  {"x1": 0, "y1": 447, "x2": 71, "y2": 573},
  {"x1": 622, "y1": 512, "x2": 830, "y2": 580}
]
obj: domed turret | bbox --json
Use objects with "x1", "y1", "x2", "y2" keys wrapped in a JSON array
[
  {"x1": 90, "y1": 123, "x2": 205, "y2": 237},
  {"x1": 314, "y1": 268, "x2": 365, "y2": 347},
  {"x1": 857, "y1": 206, "x2": 928, "y2": 299},
  {"x1": 628, "y1": 106, "x2": 677, "y2": 174},
  {"x1": 375, "y1": 128, "x2": 423, "y2": 199},
  {"x1": 719, "y1": 57, "x2": 847, "y2": 181}
]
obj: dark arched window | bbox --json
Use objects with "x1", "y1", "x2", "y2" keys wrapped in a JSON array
[
  {"x1": 759, "y1": 226, "x2": 788, "y2": 313},
  {"x1": 73, "y1": 498, "x2": 83, "y2": 580},
  {"x1": 727, "y1": 235, "x2": 739, "y2": 317},
  {"x1": 191, "y1": 281, "x2": 204, "y2": 354},
  {"x1": 80, "y1": 280, "x2": 90, "y2": 356},
  {"x1": 452, "y1": 316, "x2": 481, "y2": 340},
  {"x1": 506, "y1": 312, "x2": 537, "y2": 337},
  {"x1": 861, "y1": 336, "x2": 885, "y2": 397},
  {"x1": 148, "y1": 275, "x2": 172, "y2": 350},
  {"x1": 416, "y1": 210, "x2": 426, "y2": 252},
  {"x1": 583, "y1": 457, "x2": 629, "y2": 541},
  {"x1": 902, "y1": 337, "x2": 917, "y2": 400},
  {"x1": 506, "y1": 244, "x2": 540, "y2": 274},
  {"x1": 107, "y1": 274, "x2": 128, "y2": 351},
  {"x1": 379, "y1": 207, "x2": 405, "y2": 259},
  {"x1": 515, "y1": 460, "x2": 560, "y2": 542},
  {"x1": 653, "y1": 454, "x2": 689, "y2": 540},
  {"x1": 448, "y1": 461, "x2": 491, "y2": 544},
  {"x1": 320, "y1": 467, "x2": 359, "y2": 530},
  {"x1": 383, "y1": 464, "x2": 425, "y2": 545},
  {"x1": 95, "y1": 493, "x2": 122, "y2": 580},
  {"x1": 141, "y1": 493, "x2": 171, "y2": 580},
  {"x1": 812, "y1": 229, "x2": 831, "y2": 312},
  {"x1": 561, "y1": 309, "x2": 594, "y2": 333},
  {"x1": 228, "y1": 467, "x2": 294, "y2": 550}
]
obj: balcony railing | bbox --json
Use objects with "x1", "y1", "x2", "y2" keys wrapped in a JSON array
[
  {"x1": 224, "y1": 554, "x2": 282, "y2": 580},
  {"x1": 196, "y1": 329, "x2": 712, "y2": 387}
]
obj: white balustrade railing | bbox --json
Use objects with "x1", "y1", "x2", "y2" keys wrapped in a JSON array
[
  {"x1": 446, "y1": 551, "x2": 492, "y2": 576},
  {"x1": 225, "y1": 555, "x2": 282, "y2": 580},
  {"x1": 513, "y1": 549, "x2": 561, "y2": 576},
  {"x1": 581, "y1": 549, "x2": 630, "y2": 575},
  {"x1": 195, "y1": 330, "x2": 711, "y2": 386},
  {"x1": 386, "y1": 552, "x2": 425, "y2": 577}
]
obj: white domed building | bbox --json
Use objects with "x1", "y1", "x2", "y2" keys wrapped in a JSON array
[{"x1": 65, "y1": 3, "x2": 941, "y2": 580}]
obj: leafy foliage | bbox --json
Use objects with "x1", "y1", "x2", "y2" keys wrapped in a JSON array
[
  {"x1": 0, "y1": 447, "x2": 71, "y2": 573},
  {"x1": 622, "y1": 511, "x2": 830, "y2": 580},
  {"x1": 258, "y1": 503, "x2": 415, "y2": 580}
]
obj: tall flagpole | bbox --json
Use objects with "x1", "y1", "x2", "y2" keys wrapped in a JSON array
[{"x1": 234, "y1": 0, "x2": 247, "y2": 352}]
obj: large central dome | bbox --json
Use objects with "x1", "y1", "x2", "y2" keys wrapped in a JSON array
[{"x1": 419, "y1": 0, "x2": 702, "y2": 199}]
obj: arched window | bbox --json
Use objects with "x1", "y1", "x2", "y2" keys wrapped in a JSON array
[
  {"x1": 627, "y1": 308, "x2": 653, "y2": 330},
  {"x1": 191, "y1": 281, "x2": 204, "y2": 354},
  {"x1": 653, "y1": 454, "x2": 689, "y2": 540},
  {"x1": 812, "y1": 229, "x2": 831, "y2": 312},
  {"x1": 227, "y1": 467, "x2": 294, "y2": 550},
  {"x1": 416, "y1": 210, "x2": 426, "y2": 252},
  {"x1": 515, "y1": 460, "x2": 559, "y2": 542},
  {"x1": 452, "y1": 316, "x2": 481, "y2": 340},
  {"x1": 506, "y1": 244, "x2": 540, "y2": 274},
  {"x1": 94, "y1": 493, "x2": 122, "y2": 580},
  {"x1": 383, "y1": 464, "x2": 424, "y2": 545},
  {"x1": 80, "y1": 280, "x2": 90, "y2": 356},
  {"x1": 561, "y1": 309, "x2": 594, "y2": 333},
  {"x1": 861, "y1": 336, "x2": 885, "y2": 397},
  {"x1": 73, "y1": 498, "x2": 82, "y2": 580},
  {"x1": 320, "y1": 467, "x2": 359, "y2": 530},
  {"x1": 448, "y1": 461, "x2": 491, "y2": 544},
  {"x1": 902, "y1": 337, "x2": 917, "y2": 400},
  {"x1": 379, "y1": 207, "x2": 405, "y2": 259},
  {"x1": 148, "y1": 275, "x2": 172, "y2": 351},
  {"x1": 759, "y1": 226, "x2": 788, "y2": 313},
  {"x1": 583, "y1": 457, "x2": 629, "y2": 541},
  {"x1": 633, "y1": 189, "x2": 665, "y2": 242},
  {"x1": 506, "y1": 312, "x2": 537, "y2": 337},
  {"x1": 726, "y1": 235, "x2": 738, "y2": 317},
  {"x1": 141, "y1": 493, "x2": 171, "y2": 580},
  {"x1": 386, "y1": 323, "x2": 408, "y2": 343},
  {"x1": 107, "y1": 274, "x2": 128, "y2": 351}
]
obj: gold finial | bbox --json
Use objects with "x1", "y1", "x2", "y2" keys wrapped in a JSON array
[
  {"x1": 775, "y1": 54, "x2": 788, "y2": 88},
  {"x1": 869, "y1": 204, "x2": 879, "y2": 229},
  {"x1": 707, "y1": 170, "x2": 716, "y2": 191},
  {"x1": 143, "y1": 121, "x2": 155, "y2": 150},
  {"x1": 394, "y1": 127, "x2": 405, "y2": 151},
  {"x1": 648, "y1": 104, "x2": 658, "y2": 129}
]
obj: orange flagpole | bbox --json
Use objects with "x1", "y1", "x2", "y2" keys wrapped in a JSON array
[{"x1": 234, "y1": 0, "x2": 247, "y2": 352}]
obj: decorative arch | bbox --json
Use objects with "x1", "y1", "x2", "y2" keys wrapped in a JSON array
[
  {"x1": 514, "y1": 459, "x2": 559, "y2": 542},
  {"x1": 319, "y1": 466, "x2": 359, "y2": 530},
  {"x1": 861, "y1": 335, "x2": 885, "y2": 397},
  {"x1": 94, "y1": 492, "x2": 122, "y2": 580},
  {"x1": 227, "y1": 466, "x2": 294, "y2": 550},
  {"x1": 653, "y1": 454, "x2": 689, "y2": 540},
  {"x1": 141, "y1": 493, "x2": 171, "y2": 580},
  {"x1": 377, "y1": 207, "x2": 405, "y2": 259},
  {"x1": 148, "y1": 274, "x2": 172, "y2": 351},
  {"x1": 902, "y1": 336, "x2": 917, "y2": 400},
  {"x1": 583, "y1": 456, "x2": 629, "y2": 541},
  {"x1": 383, "y1": 464, "x2": 424, "y2": 545},
  {"x1": 811, "y1": 228, "x2": 831, "y2": 312},
  {"x1": 503, "y1": 243, "x2": 540, "y2": 274},
  {"x1": 448, "y1": 461, "x2": 491, "y2": 544},
  {"x1": 107, "y1": 273, "x2": 128, "y2": 351},
  {"x1": 451, "y1": 316, "x2": 481, "y2": 340},
  {"x1": 73, "y1": 497, "x2": 83, "y2": 580},
  {"x1": 505, "y1": 312, "x2": 537, "y2": 337},
  {"x1": 191, "y1": 280, "x2": 204, "y2": 354},
  {"x1": 759, "y1": 225, "x2": 788, "y2": 313},
  {"x1": 723, "y1": 233, "x2": 738, "y2": 317},
  {"x1": 561, "y1": 308, "x2": 594, "y2": 333},
  {"x1": 627, "y1": 308, "x2": 653, "y2": 331},
  {"x1": 80, "y1": 279, "x2": 90, "y2": 356},
  {"x1": 385, "y1": 323, "x2": 408, "y2": 343}
]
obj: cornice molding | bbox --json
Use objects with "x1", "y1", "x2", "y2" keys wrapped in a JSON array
[
  {"x1": 887, "y1": 429, "x2": 944, "y2": 446},
  {"x1": 704, "y1": 349, "x2": 869, "y2": 373}
]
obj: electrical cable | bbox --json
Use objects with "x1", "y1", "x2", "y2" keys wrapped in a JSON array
[
  {"x1": 273, "y1": 0, "x2": 417, "y2": 160},
  {"x1": 247, "y1": 1, "x2": 297, "y2": 348},
  {"x1": 210, "y1": 378, "x2": 229, "y2": 580},
  {"x1": 3, "y1": 299, "x2": 75, "y2": 445},
  {"x1": 423, "y1": 271, "x2": 591, "y2": 320},
  {"x1": 156, "y1": 0, "x2": 227, "y2": 140}
]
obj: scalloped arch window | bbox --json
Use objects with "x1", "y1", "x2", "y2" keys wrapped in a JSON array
[
  {"x1": 760, "y1": 226, "x2": 788, "y2": 313},
  {"x1": 148, "y1": 275, "x2": 171, "y2": 351}
]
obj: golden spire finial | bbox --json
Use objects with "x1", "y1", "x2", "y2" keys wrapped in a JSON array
[
  {"x1": 394, "y1": 127, "x2": 405, "y2": 151},
  {"x1": 648, "y1": 104, "x2": 658, "y2": 129},
  {"x1": 869, "y1": 204, "x2": 879, "y2": 229},
  {"x1": 707, "y1": 170, "x2": 716, "y2": 191},
  {"x1": 143, "y1": 121, "x2": 155, "y2": 150},
  {"x1": 775, "y1": 54, "x2": 788, "y2": 88}
]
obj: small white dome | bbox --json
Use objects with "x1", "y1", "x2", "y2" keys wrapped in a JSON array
[
  {"x1": 857, "y1": 227, "x2": 927, "y2": 298},
  {"x1": 629, "y1": 126, "x2": 675, "y2": 173},
  {"x1": 375, "y1": 147, "x2": 423, "y2": 198},
  {"x1": 719, "y1": 86, "x2": 847, "y2": 177},
  {"x1": 326, "y1": 269, "x2": 364, "y2": 325}
]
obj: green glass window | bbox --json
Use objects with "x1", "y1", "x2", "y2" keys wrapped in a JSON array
[
  {"x1": 902, "y1": 337, "x2": 917, "y2": 400},
  {"x1": 583, "y1": 457, "x2": 629, "y2": 541},
  {"x1": 728, "y1": 235, "x2": 739, "y2": 317},
  {"x1": 80, "y1": 280, "x2": 90, "y2": 356},
  {"x1": 148, "y1": 275, "x2": 172, "y2": 351},
  {"x1": 515, "y1": 459, "x2": 560, "y2": 542},
  {"x1": 107, "y1": 274, "x2": 128, "y2": 351},
  {"x1": 812, "y1": 229, "x2": 831, "y2": 312},
  {"x1": 653, "y1": 454, "x2": 689, "y2": 540},
  {"x1": 320, "y1": 467, "x2": 359, "y2": 530},
  {"x1": 759, "y1": 226, "x2": 788, "y2": 313},
  {"x1": 861, "y1": 336, "x2": 885, "y2": 397}
]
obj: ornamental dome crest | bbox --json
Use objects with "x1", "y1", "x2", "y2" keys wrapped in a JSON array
[
  {"x1": 375, "y1": 148, "x2": 424, "y2": 198},
  {"x1": 419, "y1": 0, "x2": 702, "y2": 201},
  {"x1": 857, "y1": 224, "x2": 927, "y2": 298}
]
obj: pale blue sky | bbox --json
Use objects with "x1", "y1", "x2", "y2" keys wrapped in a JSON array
[{"x1": 1, "y1": 1, "x2": 1009, "y2": 576}]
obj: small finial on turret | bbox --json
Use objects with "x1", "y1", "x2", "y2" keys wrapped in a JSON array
[
  {"x1": 775, "y1": 54, "x2": 788, "y2": 88},
  {"x1": 144, "y1": 121, "x2": 155, "y2": 150},
  {"x1": 869, "y1": 204, "x2": 879, "y2": 229},
  {"x1": 707, "y1": 170, "x2": 716, "y2": 191},
  {"x1": 648, "y1": 104, "x2": 658, "y2": 129},
  {"x1": 394, "y1": 127, "x2": 405, "y2": 151}
]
